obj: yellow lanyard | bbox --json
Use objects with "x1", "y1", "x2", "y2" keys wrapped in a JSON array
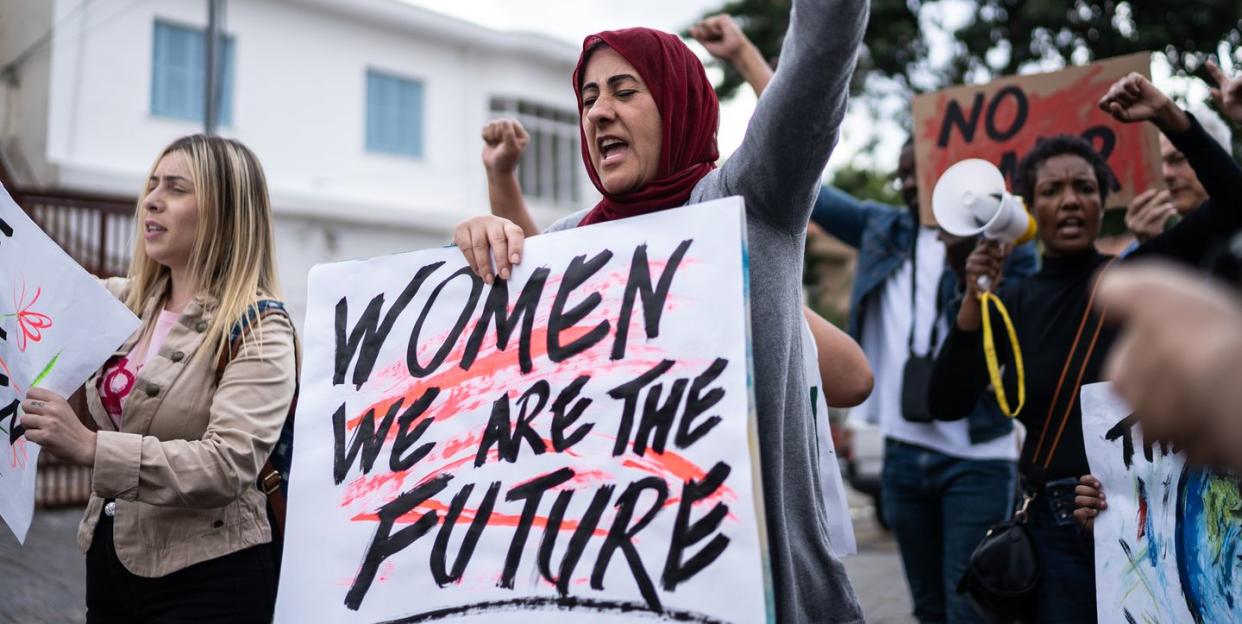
[{"x1": 979, "y1": 290, "x2": 1025, "y2": 418}]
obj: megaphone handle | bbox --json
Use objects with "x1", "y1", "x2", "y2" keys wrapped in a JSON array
[{"x1": 973, "y1": 239, "x2": 1006, "y2": 294}]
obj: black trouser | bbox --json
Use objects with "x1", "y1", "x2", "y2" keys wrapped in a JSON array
[
  {"x1": 1023, "y1": 477, "x2": 1097, "y2": 624},
  {"x1": 86, "y1": 510, "x2": 277, "y2": 623}
]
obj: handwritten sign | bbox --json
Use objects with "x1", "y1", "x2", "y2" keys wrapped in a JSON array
[
  {"x1": 0, "y1": 183, "x2": 140, "y2": 542},
  {"x1": 1082, "y1": 382, "x2": 1242, "y2": 624},
  {"x1": 275, "y1": 198, "x2": 772, "y2": 623},
  {"x1": 913, "y1": 53, "x2": 1162, "y2": 225}
]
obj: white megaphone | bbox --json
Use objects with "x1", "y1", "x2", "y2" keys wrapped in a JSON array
[
  {"x1": 932, "y1": 158, "x2": 1037, "y2": 245},
  {"x1": 932, "y1": 159, "x2": 1037, "y2": 292}
]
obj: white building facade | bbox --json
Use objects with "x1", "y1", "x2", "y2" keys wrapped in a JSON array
[{"x1": 0, "y1": 0, "x2": 592, "y2": 323}]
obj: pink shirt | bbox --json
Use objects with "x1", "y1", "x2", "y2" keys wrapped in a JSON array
[{"x1": 97, "y1": 310, "x2": 181, "y2": 429}]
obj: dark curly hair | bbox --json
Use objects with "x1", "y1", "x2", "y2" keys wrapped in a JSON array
[{"x1": 1013, "y1": 135, "x2": 1118, "y2": 207}]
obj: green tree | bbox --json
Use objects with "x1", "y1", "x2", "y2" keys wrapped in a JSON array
[
  {"x1": 952, "y1": 1, "x2": 1242, "y2": 84},
  {"x1": 827, "y1": 164, "x2": 902, "y2": 206},
  {"x1": 691, "y1": 0, "x2": 1242, "y2": 100}
]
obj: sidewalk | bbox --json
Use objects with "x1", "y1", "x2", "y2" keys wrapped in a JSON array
[
  {"x1": 0, "y1": 508, "x2": 87, "y2": 624},
  {"x1": 842, "y1": 493, "x2": 915, "y2": 624}
]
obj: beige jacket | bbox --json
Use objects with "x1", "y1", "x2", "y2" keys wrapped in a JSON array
[{"x1": 77, "y1": 277, "x2": 297, "y2": 577}]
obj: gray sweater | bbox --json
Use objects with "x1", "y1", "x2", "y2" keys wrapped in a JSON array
[{"x1": 548, "y1": 0, "x2": 870, "y2": 621}]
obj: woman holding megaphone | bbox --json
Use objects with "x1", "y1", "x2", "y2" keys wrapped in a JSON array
[{"x1": 928, "y1": 72, "x2": 1242, "y2": 623}]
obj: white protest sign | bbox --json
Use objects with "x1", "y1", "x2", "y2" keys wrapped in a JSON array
[
  {"x1": 0, "y1": 183, "x2": 140, "y2": 542},
  {"x1": 1082, "y1": 382, "x2": 1242, "y2": 624},
  {"x1": 276, "y1": 198, "x2": 772, "y2": 623}
]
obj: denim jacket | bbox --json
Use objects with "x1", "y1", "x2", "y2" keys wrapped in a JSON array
[{"x1": 811, "y1": 185, "x2": 1038, "y2": 443}]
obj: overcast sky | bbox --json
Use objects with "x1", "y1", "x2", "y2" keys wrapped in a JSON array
[{"x1": 400, "y1": 0, "x2": 720, "y2": 41}]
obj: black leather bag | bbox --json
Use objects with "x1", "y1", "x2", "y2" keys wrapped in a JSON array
[
  {"x1": 958, "y1": 495, "x2": 1039, "y2": 623},
  {"x1": 900, "y1": 354, "x2": 936, "y2": 423},
  {"x1": 900, "y1": 233, "x2": 940, "y2": 424}
]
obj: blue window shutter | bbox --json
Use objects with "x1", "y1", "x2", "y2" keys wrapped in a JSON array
[
  {"x1": 406, "y1": 80, "x2": 424, "y2": 157},
  {"x1": 365, "y1": 72, "x2": 381, "y2": 151},
  {"x1": 365, "y1": 70, "x2": 424, "y2": 158},
  {"x1": 395, "y1": 79, "x2": 409, "y2": 152},
  {"x1": 218, "y1": 37, "x2": 235, "y2": 126},
  {"x1": 380, "y1": 73, "x2": 396, "y2": 152},
  {"x1": 150, "y1": 24, "x2": 166, "y2": 114},
  {"x1": 151, "y1": 21, "x2": 234, "y2": 126},
  {"x1": 151, "y1": 22, "x2": 191, "y2": 117},
  {"x1": 185, "y1": 27, "x2": 204, "y2": 119}
]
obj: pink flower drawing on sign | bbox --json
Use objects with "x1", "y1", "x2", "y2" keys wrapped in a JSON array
[{"x1": 7, "y1": 281, "x2": 52, "y2": 352}]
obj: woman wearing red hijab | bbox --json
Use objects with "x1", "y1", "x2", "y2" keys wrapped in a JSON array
[{"x1": 455, "y1": 1, "x2": 869, "y2": 621}]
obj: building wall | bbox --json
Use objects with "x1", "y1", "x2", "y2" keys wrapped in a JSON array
[
  {"x1": 3, "y1": 0, "x2": 593, "y2": 327},
  {"x1": 43, "y1": 0, "x2": 585, "y2": 207},
  {"x1": 0, "y1": 0, "x2": 54, "y2": 184},
  {"x1": 271, "y1": 211, "x2": 448, "y2": 327}
]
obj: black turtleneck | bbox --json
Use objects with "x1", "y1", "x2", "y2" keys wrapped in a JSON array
[
  {"x1": 929, "y1": 113, "x2": 1242, "y2": 485},
  {"x1": 930, "y1": 249, "x2": 1115, "y2": 482}
]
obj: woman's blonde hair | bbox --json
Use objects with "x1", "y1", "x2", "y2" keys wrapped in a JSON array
[{"x1": 125, "y1": 134, "x2": 280, "y2": 361}]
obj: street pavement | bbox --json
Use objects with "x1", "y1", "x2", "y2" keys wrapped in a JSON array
[
  {"x1": 842, "y1": 490, "x2": 916, "y2": 623},
  {"x1": 0, "y1": 493, "x2": 913, "y2": 623},
  {"x1": 0, "y1": 508, "x2": 87, "y2": 624}
]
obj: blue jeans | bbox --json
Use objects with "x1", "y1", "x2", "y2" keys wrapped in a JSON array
[
  {"x1": 1024, "y1": 477, "x2": 1097, "y2": 623},
  {"x1": 882, "y1": 438, "x2": 1018, "y2": 624}
]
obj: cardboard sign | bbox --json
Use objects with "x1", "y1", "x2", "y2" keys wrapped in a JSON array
[
  {"x1": 1082, "y1": 383, "x2": 1242, "y2": 624},
  {"x1": 913, "y1": 53, "x2": 1162, "y2": 225},
  {"x1": 275, "y1": 198, "x2": 773, "y2": 623},
  {"x1": 0, "y1": 183, "x2": 140, "y2": 542}
]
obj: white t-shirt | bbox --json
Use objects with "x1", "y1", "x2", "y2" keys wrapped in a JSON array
[
  {"x1": 800, "y1": 320, "x2": 857, "y2": 557},
  {"x1": 853, "y1": 227, "x2": 1018, "y2": 461}
]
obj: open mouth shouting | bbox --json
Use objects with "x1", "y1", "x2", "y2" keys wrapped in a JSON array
[
  {"x1": 1055, "y1": 215, "x2": 1086, "y2": 238},
  {"x1": 597, "y1": 135, "x2": 630, "y2": 168}
]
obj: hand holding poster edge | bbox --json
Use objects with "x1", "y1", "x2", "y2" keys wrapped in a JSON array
[
  {"x1": 277, "y1": 197, "x2": 778, "y2": 623},
  {"x1": 0, "y1": 182, "x2": 141, "y2": 543},
  {"x1": 1080, "y1": 382, "x2": 1241, "y2": 624}
]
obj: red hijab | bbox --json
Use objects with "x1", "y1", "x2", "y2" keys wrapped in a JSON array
[{"x1": 573, "y1": 28, "x2": 720, "y2": 226}]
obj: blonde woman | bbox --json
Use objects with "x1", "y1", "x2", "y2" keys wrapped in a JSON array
[{"x1": 20, "y1": 134, "x2": 296, "y2": 622}]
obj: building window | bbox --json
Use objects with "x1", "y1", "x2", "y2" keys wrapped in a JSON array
[
  {"x1": 150, "y1": 21, "x2": 234, "y2": 125},
  {"x1": 490, "y1": 98, "x2": 580, "y2": 205},
  {"x1": 366, "y1": 70, "x2": 425, "y2": 158}
]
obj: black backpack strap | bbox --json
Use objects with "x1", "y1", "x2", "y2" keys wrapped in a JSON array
[
  {"x1": 215, "y1": 300, "x2": 291, "y2": 380},
  {"x1": 215, "y1": 299, "x2": 299, "y2": 540}
]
